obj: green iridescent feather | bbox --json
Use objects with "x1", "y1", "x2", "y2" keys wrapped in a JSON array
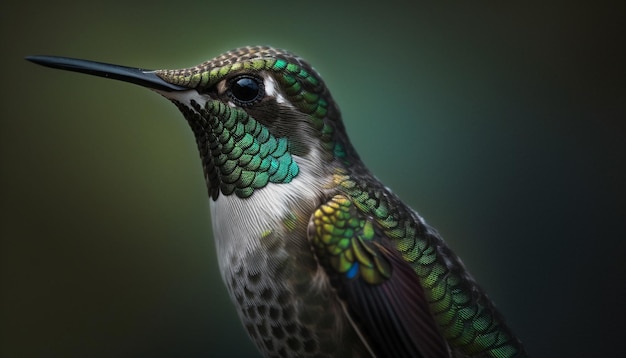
[
  {"x1": 310, "y1": 195, "x2": 392, "y2": 285},
  {"x1": 331, "y1": 170, "x2": 523, "y2": 357},
  {"x1": 156, "y1": 47, "x2": 328, "y2": 121},
  {"x1": 174, "y1": 98, "x2": 299, "y2": 199}
]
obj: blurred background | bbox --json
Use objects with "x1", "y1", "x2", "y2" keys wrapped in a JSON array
[{"x1": 1, "y1": 1, "x2": 624, "y2": 357}]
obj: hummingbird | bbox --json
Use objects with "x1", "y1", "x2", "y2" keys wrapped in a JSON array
[{"x1": 27, "y1": 46, "x2": 526, "y2": 358}]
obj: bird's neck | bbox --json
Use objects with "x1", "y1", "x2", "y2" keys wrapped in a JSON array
[{"x1": 209, "y1": 146, "x2": 335, "y2": 276}]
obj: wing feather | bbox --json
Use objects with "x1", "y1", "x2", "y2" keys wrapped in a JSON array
[{"x1": 309, "y1": 195, "x2": 449, "y2": 357}]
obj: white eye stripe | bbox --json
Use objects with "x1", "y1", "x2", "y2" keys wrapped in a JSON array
[{"x1": 262, "y1": 74, "x2": 288, "y2": 104}]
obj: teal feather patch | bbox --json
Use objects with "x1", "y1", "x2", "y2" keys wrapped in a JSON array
[{"x1": 176, "y1": 99, "x2": 299, "y2": 199}]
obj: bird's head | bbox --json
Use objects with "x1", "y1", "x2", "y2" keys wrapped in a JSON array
[{"x1": 28, "y1": 46, "x2": 358, "y2": 200}]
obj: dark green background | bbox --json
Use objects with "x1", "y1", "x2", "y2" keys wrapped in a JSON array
[{"x1": 2, "y1": 1, "x2": 624, "y2": 357}]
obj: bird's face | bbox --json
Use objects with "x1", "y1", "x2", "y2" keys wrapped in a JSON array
[
  {"x1": 26, "y1": 46, "x2": 354, "y2": 200},
  {"x1": 154, "y1": 46, "x2": 347, "y2": 200}
]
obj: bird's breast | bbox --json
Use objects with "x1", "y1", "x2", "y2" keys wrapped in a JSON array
[{"x1": 206, "y1": 156, "x2": 368, "y2": 356}]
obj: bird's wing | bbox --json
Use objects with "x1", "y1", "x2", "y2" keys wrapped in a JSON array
[{"x1": 308, "y1": 194, "x2": 449, "y2": 358}]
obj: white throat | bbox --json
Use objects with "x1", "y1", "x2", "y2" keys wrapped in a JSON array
[{"x1": 208, "y1": 147, "x2": 329, "y2": 279}]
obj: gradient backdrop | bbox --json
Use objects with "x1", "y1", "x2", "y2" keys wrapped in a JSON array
[{"x1": 2, "y1": 1, "x2": 624, "y2": 357}]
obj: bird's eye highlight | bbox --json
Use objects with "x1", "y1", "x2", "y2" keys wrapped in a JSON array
[{"x1": 228, "y1": 76, "x2": 264, "y2": 106}]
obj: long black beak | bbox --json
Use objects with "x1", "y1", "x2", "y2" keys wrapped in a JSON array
[{"x1": 26, "y1": 56, "x2": 188, "y2": 92}]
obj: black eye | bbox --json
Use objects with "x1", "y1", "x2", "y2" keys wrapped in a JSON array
[{"x1": 228, "y1": 76, "x2": 264, "y2": 105}]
